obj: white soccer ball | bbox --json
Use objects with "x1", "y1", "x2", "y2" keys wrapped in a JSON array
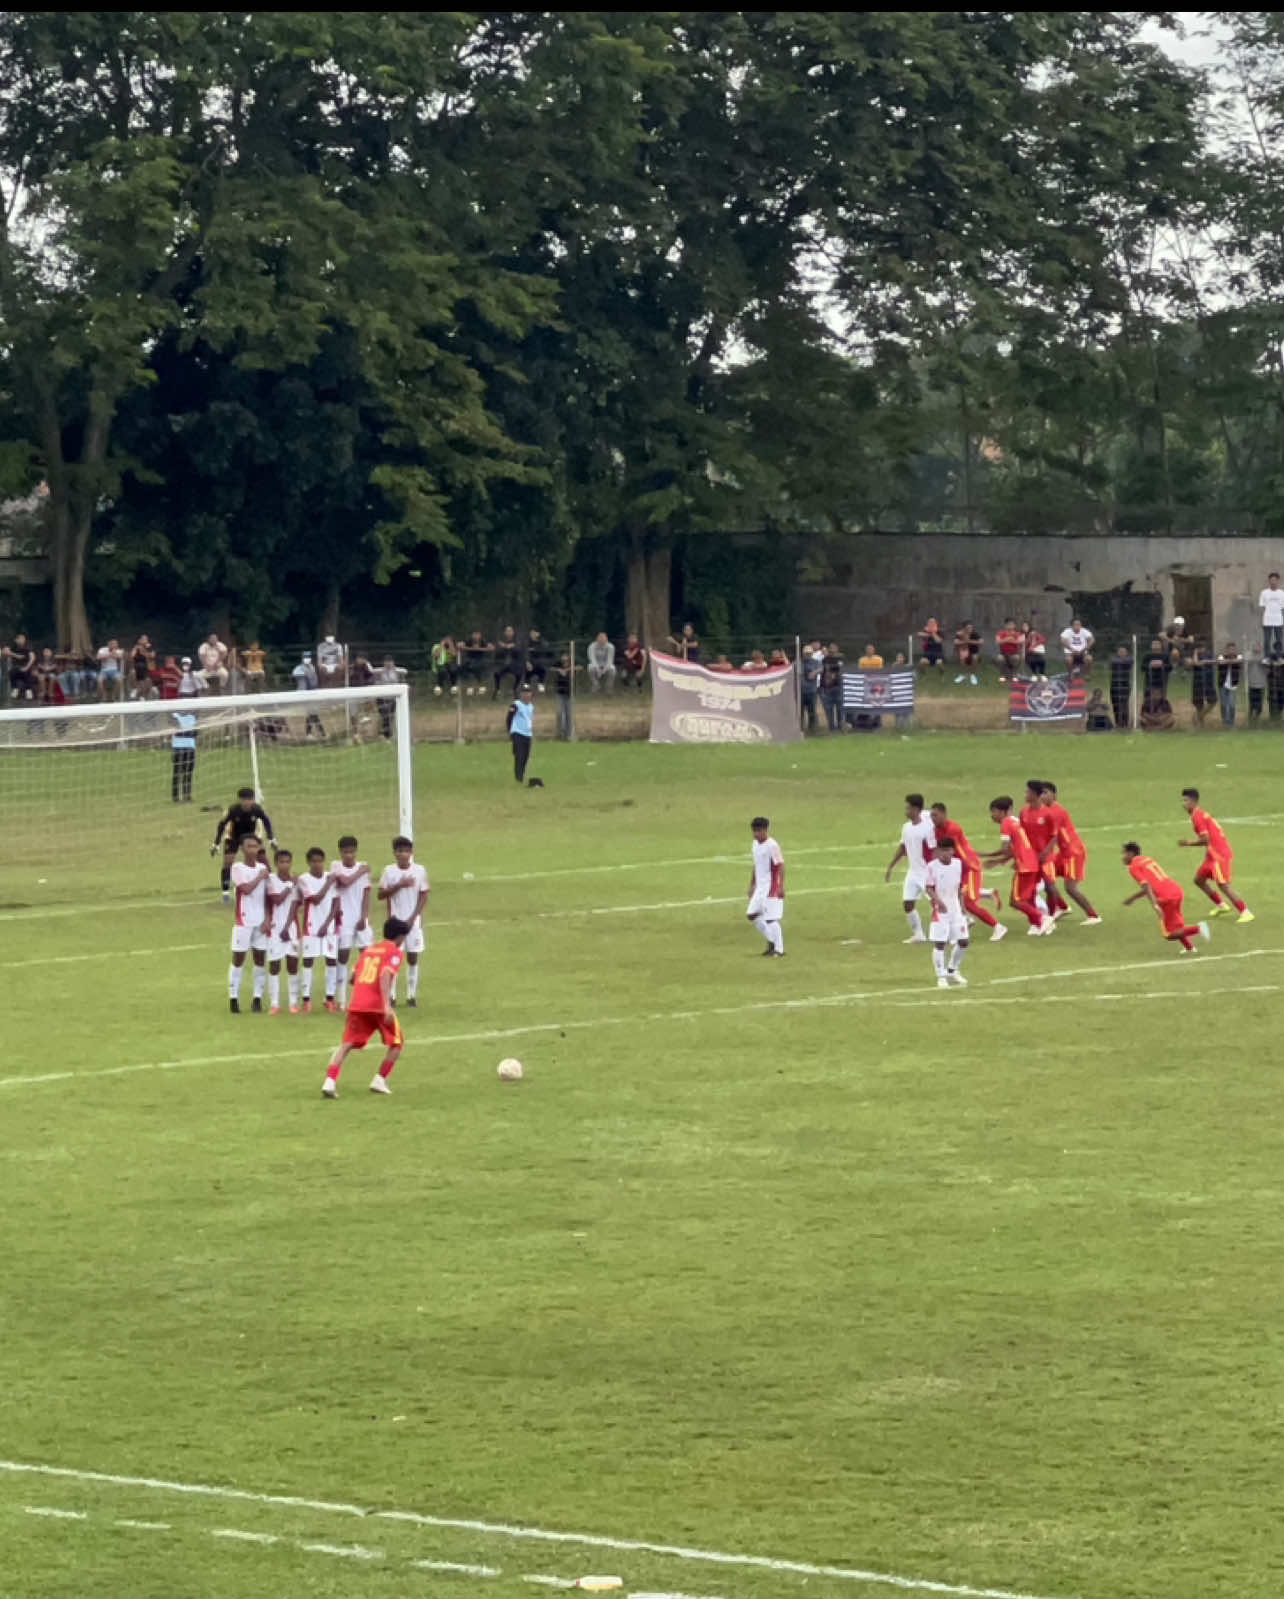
[{"x1": 497, "y1": 1057, "x2": 524, "y2": 1083}]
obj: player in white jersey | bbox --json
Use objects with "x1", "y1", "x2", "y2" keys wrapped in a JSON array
[
  {"x1": 377, "y1": 835, "x2": 430, "y2": 1004},
  {"x1": 329, "y1": 833, "x2": 374, "y2": 1011},
  {"x1": 228, "y1": 835, "x2": 270, "y2": 1014},
  {"x1": 745, "y1": 816, "x2": 785, "y2": 957},
  {"x1": 923, "y1": 836, "x2": 969, "y2": 988},
  {"x1": 883, "y1": 792, "x2": 936, "y2": 943},
  {"x1": 297, "y1": 846, "x2": 339, "y2": 1013},
  {"x1": 266, "y1": 847, "x2": 302, "y2": 1014}
]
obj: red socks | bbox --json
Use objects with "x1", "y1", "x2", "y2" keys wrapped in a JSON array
[{"x1": 378, "y1": 1056, "x2": 396, "y2": 1079}]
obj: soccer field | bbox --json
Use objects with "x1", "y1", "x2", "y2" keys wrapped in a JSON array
[{"x1": 2, "y1": 732, "x2": 1281, "y2": 1599}]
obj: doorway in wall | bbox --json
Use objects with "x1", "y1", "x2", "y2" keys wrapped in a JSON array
[{"x1": 1171, "y1": 574, "x2": 1213, "y2": 648}]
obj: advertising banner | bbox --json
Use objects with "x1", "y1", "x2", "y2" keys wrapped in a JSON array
[{"x1": 648, "y1": 651, "x2": 801, "y2": 744}]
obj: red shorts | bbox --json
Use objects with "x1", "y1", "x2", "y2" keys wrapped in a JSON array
[
  {"x1": 1057, "y1": 847, "x2": 1087, "y2": 882},
  {"x1": 963, "y1": 866, "x2": 983, "y2": 903},
  {"x1": 1013, "y1": 871, "x2": 1041, "y2": 904},
  {"x1": 1195, "y1": 852, "x2": 1232, "y2": 886},
  {"x1": 1155, "y1": 889, "x2": 1186, "y2": 936},
  {"x1": 341, "y1": 1009, "x2": 403, "y2": 1050}
]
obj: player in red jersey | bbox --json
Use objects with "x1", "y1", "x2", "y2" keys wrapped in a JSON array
[
  {"x1": 1122, "y1": 843, "x2": 1209, "y2": 953},
  {"x1": 930, "y1": 802, "x2": 1006, "y2": 941},
  {"x1": 1020, "y1": 779, "x2": 1069, "y2": 921},
  {"x1": 1039, "y1": 782, "x2": 1101, "y2": 925},
  {"x1": 1178, "y1": 788, "x2": 1254, "y2": 922},
  {"x1": 321, "y1": 917, "x2": 409, "y2": 1099},
  {"x1": 984, "y1": 796, "x2": 1052, "y2": 933}
]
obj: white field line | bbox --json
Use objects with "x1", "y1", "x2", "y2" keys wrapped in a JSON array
[
  {"x1": 24, "y1": 1505, "x2": 86, "y2": 1519},
  {"x1": 0, "y1": 948, "x2": 1277, "y2": 1091},
  {"x1": 414, "y1": 1557, "x2": 502, "y2": 1577},
  {"x1": 115, "y1": 1518, "x2": 171, "y2": 1530},
  {"x1": 0, "y1": 944, "x2": 206, "y2": 972},
  {"x1": 522, "y1": 1579, "x2": 575, "y2": 1590},
  {"x1": 2, "y1": 808, "x2": 1270, "y2": 923},
  {"x1": 0, "y1": 1457, "x2": 1072, "y2": 1599},
  {"x1": 301, "y1": 1539, "x2": 383, "y2": 1560},
  {"x1": 213, "y1": 1527, "x2": 278, "y2": 1544}
]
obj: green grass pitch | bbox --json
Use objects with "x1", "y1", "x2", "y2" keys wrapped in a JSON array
[{"x1": 1, "y1": 732, "x2": 1281, "y2": 1599}]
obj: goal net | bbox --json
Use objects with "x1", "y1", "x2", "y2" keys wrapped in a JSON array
[{"x1": 0, "y1": 685, "x2": 413, "y2": 909}]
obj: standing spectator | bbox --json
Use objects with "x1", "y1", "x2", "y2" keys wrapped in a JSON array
[
  {"x1": 1110, "y1": 644, "x2": 1133, "y2": 728},
  {"x1": 97, "y1": 637, "x2": 124, "y2": 699},
  {"x1": 1163, "y1": 616, "x2": 1194, "y2": 668},
  {"x1": 1024, "y1": 621, "x2": 1047, "y2": 681},
  {"x1": 1268, "y1": 656, "x2": 1284, "y2": 720},
  {"x1": 158, "y1": 655, "x2": 182, "y2": 698},
  {"x1": 800, "y1": 641, "x2": 821, "y2": 732},
  {"x1": 586, "y1": 631, "x2": 616, "y2": 691},
  {"x1": 459, "y1": 630, "x2": 492, "y2": 694},
  {"x1": 242, "y1": 641, "x2": 268, "y2": 693},
  {"x1": 291, "y1": 651, "x2": 326, "y2": 737},
  {"x1": 492, "y1": 625, "x2": 524, "y2": 699},
  {"x1": 1246, "y1": 645, "x2": 1267, "y2": 724},
  {"x1": 431, "y1": 636, "x2": 458, "y2": 696},
  {"x1": 819, "y1": 643, "x2": 844, "y2": 730},
  {"x1": 918, "y1": 617, "x2": 945, "y2": 673},
  {"x1": 129, "y1": 635, "x2": 155, "y2": 698},
  {"x1": 858, "y1": 642, "x2": 884, "y2": 670},
  {"x1": 953, "y1": 621, "x2": 981, "y2": 684},
  {"x1": 316, "y1": 633, "x2": 346, "y2": 687},
  {"x1": 178, "y1": 655, "x2": 202, "y2": 698},
  {"x1": 5, "y1": 631, "x2": 36, "y2": 698},
  {"x1": 375, "y1": 655, "x2": 404, "y2": 739},
  {"x1": 995, "y1": 618, "x2": 1023, "y2": 680},
  {"x1": 554, "y1": 654, "x2": 573, "y2": 740},
  {"x1": 198, "y1": 633, "x2": 229, "y2": 689},
  {"x1": 1191, "y1": 641, "x2": 1216, "y2": 726},
  {"x1": 1217, "y1": 643, "x2": 1243, "y2": 727},
  {"x1": 1259, "y1": 573, "x2": 1284, "y2": 658},
  {"x1": 667, "y1": 622, "x2": 700, "y2": 662},
  {"x1": 525, "y1": 628, "x2": 552, "y2": 692},
  {"x1": 620, "y1": 633, "x2": 648, "y2": 689},
  {"x1": 349, "y1": 653, "x2": 375, "y2": 688},
  {"x1": 35, "y1": 646, "x2": 60, "y2": 702},
  {"x1": 1059, "y1": 618, "x2": 1094, "y2": 676},
  {"x1": 171, "y1": 709, "x2": 197, "y2": 803},
  {"x1": 506, "y1": 685, "x2": 535, "y2": 783},
  {"x1": 1144, "y1": 636, "x2": 1170, "y2": 693}
]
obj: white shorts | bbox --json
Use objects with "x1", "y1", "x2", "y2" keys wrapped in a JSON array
[
  {"x1": 747, "y1": 892, "x2": 784, "y2": 921},
  {"x1": 902, "y1": 871, "x2": 927, "y2": 902},
  {"x1": 302, "y1": 933, "x2": 338, "y2": 961},
  {"x1": 268, "y1": 930, "x2": 300, "y2": 963},
  {"x1": 929, "y1": 909, "x2": 969, "y2": 944},
  {"x1": 230, "y1": 926, "x2": 268, "y2": 955},
  {"x1": 336, "y1": 925, "x2": 374, "y2": 954},
  {"x1": 403, "y1": 924, "x2": 425, "y2": 955}
]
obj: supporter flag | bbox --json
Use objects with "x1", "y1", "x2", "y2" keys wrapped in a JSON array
[
  {"x1": 1009, "y1": 675, "x2": 1088, "y2": 723},
  {"x1": 648, "y1": 651, "x2": 800, "y2": 743},
  {"x1": 842, "y1": 671, "x2": 915, "y2": 713}
]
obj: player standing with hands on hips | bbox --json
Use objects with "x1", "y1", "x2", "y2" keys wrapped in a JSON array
[{"x1": 746, "y1": 816, "x2": 785, "y2": 957}]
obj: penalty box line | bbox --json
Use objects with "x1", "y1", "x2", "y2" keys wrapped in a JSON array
[
  {"x1": 0, "y1": 1458, "x2": 1069, "y2": 1599},
  {"x1": 0, "y1": 948, "x2": 1277, "y2": 1091}
]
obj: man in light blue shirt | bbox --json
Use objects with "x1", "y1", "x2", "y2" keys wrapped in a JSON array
[
  {"x1": 507, "y1": 687, "x2": 534, "y2": 783},
  {"x1": 171, "y1": 710, "x2": 197, "y2": 803}
]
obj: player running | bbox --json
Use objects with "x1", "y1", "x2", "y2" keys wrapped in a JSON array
[
  {"x1": 746, "y1": 816, "x2": 785, "y2": 957},
  {"x1": 1122, "y1": 843, "x2": 1210, "y2": 954},
  {"x1": 321, "y1": 917, "x2": 409, "y2": 1099},
  {"x1": 297, "y1": 847, "x2": 339, "y2": 1013},
  {"x1": 1020, "y1": 779, "x2": 1069, "y2": 922},
  {"x1": 212, "y1": 787, "x2": 276, "y2": 904},
  {"x1": 1039, "y1": 782, "x2": 1102, "y2": 925},
  {"x1": 377, "y1": 837, "x2": 429, "y2": 1005},
  {"x1": 984, "y1": 796, "x2": 1053, "y2": 934},
  {"x1": 1178, "y1": 789, "x2": 1254, "y2": 922},
  {"x1": 227, "y1": 835, "x2": 270, "y2": 1013},
  {"x1": 923, "y1": 836, "x2": 969, "y2": 987},
  {"x1": 929, "y1": 801, "x2": 1005, "y2": 942},
  {"x1": 884, "y1": 793, "x2": 936, "y2": 944},
  {"x1": 266, "y1": 848, "x2": 301, "y2": 1014},
  {"x1": 330, "y1": 834, "x2": 374, "y2": 1010}
]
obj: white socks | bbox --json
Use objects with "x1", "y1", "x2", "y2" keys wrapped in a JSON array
[
  {"x1": 288, "y1": 973, "x2": 300, "y2": 1008},
  {"x1": 751, "y1": 913, "x2": 768, "y2": 938},
  {"x1": 324, "y1": 962, "x2": 337, "y2": 999},
  {"x1": 269, "y1": 972, "x2": 280, "y2": 1009},
  {"x1": 228, "y1": 964, "x2": 244, "y2": 998},
  {"x1": 932, "y1": 946, "x2": 947, "y2": 977},
  {"x1": 252, "y1": 967, "x2": 266, "y2": 1000},
  {"x1": 302, "y1": 965, "x2": 313, "y2": 1001},
  {"x1": 407, "y1": 962, "x2": 420, "y2": 999},
  {"x1": 949, "y1": 942, "x2": 968, "y2": 973},
  {"x1": 337, "y1": 965, "x2": 349, "y2": 1006},
  {"x1": 907, "y1": 908, "x2": 923, "y2": 938},
  {"x1": 767, "y1": 920, "x2": 784, "y2": 954}
]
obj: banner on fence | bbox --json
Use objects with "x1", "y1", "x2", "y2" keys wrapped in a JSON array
[
  {"x1": 648, "y1": 651, "x2": 800, "y2": 744},
  {"x1": 842, "y1": 670, "x2": 916, "y2": 713},
  {"x1": 1009, "y1": 675, "x2": 1088, "y2": 723}
]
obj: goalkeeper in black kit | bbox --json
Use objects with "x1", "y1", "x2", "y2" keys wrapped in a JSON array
[{"x1": 212, "y1": 787, "x2": 277, "y2": 903}]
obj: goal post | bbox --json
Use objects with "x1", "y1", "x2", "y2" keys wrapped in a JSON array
[{"x1": 0, "y1": 684, "x2": 414, "y2": 907}]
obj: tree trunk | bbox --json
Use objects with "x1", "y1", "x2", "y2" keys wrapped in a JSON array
[
  {"x1": 625, "y1": 533, "x2": 671, "y2": 648},
  {"x1": 44, "y1": 389, "x2": 112, "y2": 654}
]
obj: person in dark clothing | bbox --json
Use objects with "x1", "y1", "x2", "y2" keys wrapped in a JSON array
[
  {"x1": 492, "y1": 626, "x2": 524, "y2": 699},
  {"x1": 1217, "y1": 644, "x2": 1243, "y2": 726},
  {"x1": 801, "y1": 642, "x2": 821, "y2": 732},
  {"x1": 1246, "y1": 646, "x2": 1266, "y2": 723},
  {"x1": 1109, "y1": 646, "x2": 1133, "y2": 728},
  {"x1": 1144, "y1": 637, "x2": 1170, "y2": 695},
  {"x1": 553, "y1": 656, "x2": 573, "y2": 740},
  {"x1": 460, "y1": 631, "x2": 492, "y2": 694},
  {"x1": 1191, "y1": 642, "x2": 1216, "y2": 726},
  {"x1": 171, "y1": 710, "x2": 197, "y2": 803},
  {"x1": 212, "y1": 788, "x2": 276, "y2": 902},
  {"x1": 524, "y1": 628, "x2": 553, "y2": 691},
  {"x1": 819, "y1": 644, "x2": 844, "y2": 731}
]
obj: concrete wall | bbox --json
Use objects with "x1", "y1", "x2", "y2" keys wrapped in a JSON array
[{"x1": 794, "y1": 533, "x2": 1284, "y2": 651}]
